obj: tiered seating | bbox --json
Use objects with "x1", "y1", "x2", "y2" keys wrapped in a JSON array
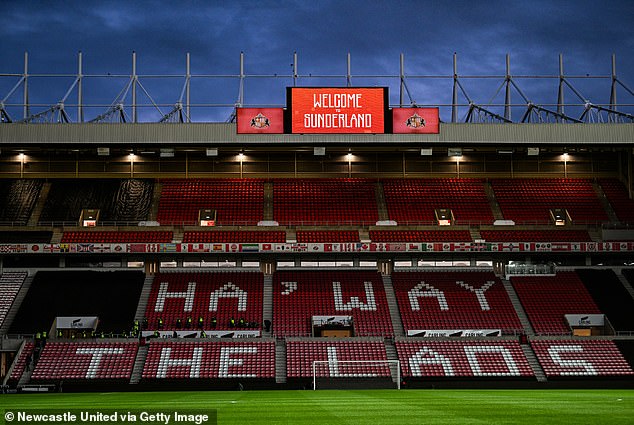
[
  {"x1": 30, "y1": 342, "x2": 138, "y2": 381},
  {"x1": 531, "y1": 340, "x2": 634, "y2": 377},
  {"x1": 382, "y1": 179, "x2": 494, "y2": 225},
  {"x1": 144, "y1": 272, "x2": 263, "y2": 331},
  {"x1": 182, "y1": 230, "x2": 286, "y2": 243},
  {"x1": 273, "y1": 179, "x2": 378, "y2": 225},
  {"x1": 6, "y1": 341, "x2": 35, "y2": 385},
  {"x1": 142, "y1": 340, "x2": 275, "y2": 379},
  {"x1": 0, "y1": 231, "x2": 52, "y2": 243},
  {"x1": 0, "y1": 271, "x2": 27, "y2": 328},
  {"x1": 511, "y1": 272, "x2": 602, "y2": 335},
  {"x1": 61, "y1": 230, "x2": 173, "y2": 243},
  {"x1": 491, "y1": 178, "x2": 608, "y2": 224},
  {"x1": 286, "y1": 339, "x2": 390, "y2": 378},
  {"x1": 479, "y1": 229, "x2": 592, "y2": 242},
  {"x1": 392, "y1": 271, "x2": 522, "y2": 334},
  {"x1": 157, "y1": 179, "x2": 263, "y2": 226},
  {"x1": 39, "y1": 179, "x2": 153, "y2": 223},
  {"x1": 369, "y1": 230, "x2": 472, "y2": 242},
  {"x1": 0, "y1": 179, "x2": 43, "y2": 225},
  {"x1": 396, "y1": 340, "x2": 534, "y2": 378},
  {"x1": 296, "y1": 230, "x2": 360, "y2": 243},
  {"x1": 273, "y1": 270, "x2": 393, "y2": 337},
  {"x1": 599, "y1": 178, "x2": 634, "y2": 223}
]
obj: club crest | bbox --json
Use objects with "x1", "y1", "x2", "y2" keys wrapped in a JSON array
[
  {"x1": 250, "y1": 113, "x2": 270, "y2": 129},
  {"x1": 406, "y1": 113, "x2": 426, "y2": 128}
]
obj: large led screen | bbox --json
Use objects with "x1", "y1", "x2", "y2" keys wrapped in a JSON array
[
  {"x1": 236, "y1": 108, "x2": 285, "y2": 134},
  {"x1": 392, "y1": 107, "x2": 440, "y2": 134},
  {"x1": 288, "y1": 87, "x2": 388, "y2": 134}
]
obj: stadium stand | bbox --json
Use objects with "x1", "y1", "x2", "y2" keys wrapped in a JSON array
[
  {"x1": 39, "y1": 179, "x2": 153, "y2": 224},
  {"x1": 156, "y1": 179, "x2": 263, "y2": 226},
  {"x1": 369, "y1": 230, "x2": 472, "y2": 242},
  {"x1": 491, "y1": 178, "x2": 608, "y2": 224},
  {"x1": 286, "y1": 339, "x2": 391, "y2": 378},
  {"x1": 511, "y1": 272, "x2": 602, "y2": 335},
  {"x1": 273, "y1": 270, "x2": 393, "y2": 337},
  {"x1": 479, "y1": 229, "x2": 592, "y2": 242},
  {"x1": 391, "y1": 271, "x2": 522, "y2": 334},
  {"x1": 296, "y1": 230, "x2": 360, "y2": 243},
  {"x1": 30, "y1": 341, "x2": 138, "y2": 382},
  {"x1": 598, "y1": 178, "x2": 634, "y2": 223},
  {"x1": 141, "y1": 340, "x2": 275, "y2": 380},
  {"x1": 575, "y1": 269, "x2": 634, "y2": 333},
  {"x1": 144, "y1": 271, "x2": 263, "y2": 331},
  {"x1": 0, "y1": 179, "x2": 43, "y2": 225},
  {"x1": 61, "y1": 230, "x2": 173, "y2": 243},
  {"x1": 9, "y1": 271, "x2": 144, "y2": 335},
  {"x1": 0, "y1": 271, "x2": 27, "y2": 329},
  {"x1": 382, "y1": 178, "x2": 494, "y2": 225},
  {"x1": 531, "y1": 340, "x2": 634, "y2": 377},
  {"x1": 396, "y1": 340, "x2": 534, "y2": 378},
  {"x1": 272, "y1": 179, "x2": 379, "y2": 225},
  {"x1": 182, "y1": 230, "x2": 286, "y2": 243}
]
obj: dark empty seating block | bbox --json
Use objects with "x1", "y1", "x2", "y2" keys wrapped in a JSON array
[
  {"x1": 273, "y1": 270, "x2": 393, "y2": 337},
  {"x1": 157, "y1": 179, "x2": 264, "y2": 226},
  {"x1": 296, "y1": 230, "x2": 360, "y2": 243},
  {"x1": 30, "y1": 342, "x2": 138, "y2": 381},
  {"x1": 479, "y1": 230, "x2": 592, "y2": 242},
  {"x1": 392, "y1": 271, "x2": 522, "y2": 334},
  {"x1": 6, "y1": 341, "x2": 35, "y2": 385},
  {"x1": 0, "y1": 231, "x2": 53, "y2": 243},
  {"x1": 39, "y1": 179, "x2": 153, "y2": 223},
  {"x1": 286, "y1": 339, "x2": 390, "y2": 378},
  {"x1": 491, "y1": 178, "x2": 608, "y2": 224},
  {"x1": 273, "y1": 179, "x2": 379, "y2": 225},
  {"x1": 382, "y1": 178, "x2": 494, "y2": 225},
  {"x1": 182, "y1": 230, "x2": 286, "y2": 243},
  {"x1": 144, "y1": 272, "x2": 263, "y2": 331},
  {"x1": 0, "y1": 272, "x2": 28, "y2": 328},
  {"x1": 599, "y1": 178, "x2": 634, "y2": 223},
  {"x1": 142, "y1": 340, "x2": 275, "y2": 379},
  {"x1": 511, "y1": 272, "x2": 602, "y2": 335},
  {"x1": 61, "y1": 231, "x2": 173, "y2": 244},
  {"x1": 0, "y1": 179, "x2": 43, "y2": 225},
  {"x1": 396, "y1": 340, "x2": 534, "y2": 378},
  {"x1": 369, "y1": 230, "x2": 472, "y2": 242},
  {"x1": 531, "y1": 340, "x2": 634, "y2": 377}
]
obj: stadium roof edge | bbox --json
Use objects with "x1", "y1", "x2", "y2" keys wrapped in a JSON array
[{"x1": 0, "y1": 122, "x2": 633, "y2": 146}]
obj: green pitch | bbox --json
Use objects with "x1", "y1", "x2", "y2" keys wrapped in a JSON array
[{"x1": 2, "y1": 389, "x2": 633, "y2": 425}]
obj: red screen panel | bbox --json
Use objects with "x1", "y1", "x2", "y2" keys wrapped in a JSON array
[
  {"x1": 236, "y1": 108, "x2": 284, "y2": 134},
  {"x1": 392, "y1": 108, "x2": 440, "y2": 134},
  {"x1": 290, "y1": 87, "x2": 386, "y2": 134}
]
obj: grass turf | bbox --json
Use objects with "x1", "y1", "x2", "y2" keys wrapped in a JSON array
[{"x1": 2, "y1": 389, "x2": 633, "y2": 425}]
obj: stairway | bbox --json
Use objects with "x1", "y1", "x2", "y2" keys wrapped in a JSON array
[
  {"x1": 262, "y1": 275, "x2": 273, "y2": 337},
  {"x1": 134, "y1": 275, "x2": 155, "y2": 322},
  {"x1": 521, "y1": 344, "x2": 547, "y2": 383},
  {"x1": 2, "y1": 339, "x2": 28, "y2": 387},
  {"x1": 383, "y1": 338, "x2": 401, "y2": 385},
  {"x1": 130, "y1": 345, "x2": 149, "y2": 384},
  {"x1": 148, "y1": 182, "x2": 163, "y2": 222},
  {"x1": 501, "y1": 278, "x2": 535, "y2": 336},
  {"x1": 375, "y1": 181, "x2": 389, "y2": 221},
  {"x1": 0, "y1": 273, "x2": 34, "y2": 335},
  {"x1": 275, "y1": 339, "x2": 287, "y2": 384},
  {"x1": 483, "y1": 181, "x2": 504, "y2": 221},
  {"x1": 263, "y1": 182, "x2": 274, "y2": 221},
  {"x1": 27, "y1": 182, "x2": 52, "y2": 226},
  {"x1": 617, "y1": 272, "x2": 634, "y2": 301},
  {"x1": 381, "y1": 275, "x2": 405, "y2": 337},
  {"x1": 593, "y1": 181, "x2": 619, "y2": 223}
]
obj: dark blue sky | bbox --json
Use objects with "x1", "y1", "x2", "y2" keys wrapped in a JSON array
[{"x1": 1, "y1": 0, "x2": 633, "y2": 122}]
